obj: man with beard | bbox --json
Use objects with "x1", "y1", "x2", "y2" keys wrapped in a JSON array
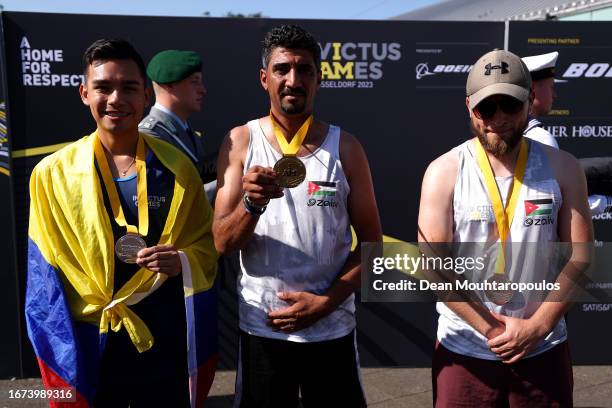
[
  {"x1": 213, "y1": 24, "x2": 381, "y2": 407},
  {"x1": 418, "y1": 49, "x2": 593, "y2": 407}
]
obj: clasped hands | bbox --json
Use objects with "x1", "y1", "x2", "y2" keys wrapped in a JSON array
[{"x1": 486, "y1": 312, "x2": 549, "y2": 364}]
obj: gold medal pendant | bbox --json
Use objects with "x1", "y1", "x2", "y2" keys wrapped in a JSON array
[
  {"x1": 270, "y1": 112, "x2": 313, "y2": 189},
  {"x1": 274, "y1": 155, "x2": 306, "y2": 188}
]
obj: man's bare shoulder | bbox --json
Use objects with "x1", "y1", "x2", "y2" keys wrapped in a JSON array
[
  {"x1": 338, "y1": 128, "x2": 360, "y2": 152},
  {"x1": 222, "y1": 118, "x2": 265, "y2": 160},
  {"x1": 337, "y1": 128, "x2": 369, "y2": 179},
  {"x1": 225, "y1": 123, "x2": 251, "y2": 150},
  {"x1": 424, "y1": 148, "x2": 460, "y2": 185},
  {"x1": 540, "y1": 142, "x2": 576, "y2": 163},
  {"x1": 540, "y1": 142, "x2": 583, "y2": 185}
]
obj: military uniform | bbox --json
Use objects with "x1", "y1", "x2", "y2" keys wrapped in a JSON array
[
  {"x1": 139, "y1": 104, "x2": 215, "y2": 183},
  {"x1": 142, "y1": 50, "x2": 218, "y2": 200},
  {"x1": 524, "y1": 116, "x2": 558, "y2": 148},
  {"x1": 522, "y1": 52, "x2": 560, "y2": 149}
]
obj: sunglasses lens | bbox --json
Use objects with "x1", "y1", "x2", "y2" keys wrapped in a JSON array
[
  {"x1": 475, "y1": 100, "x2": 497, "y2": 119},
  {"x1": 474, "y1": 97, "x2": 524, "y2": 119},
  {"x1": 499, "y1": 98, "x2": 524, "y2": 114}
]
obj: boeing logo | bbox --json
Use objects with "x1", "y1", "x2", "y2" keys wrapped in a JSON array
[
  {"x1": 416, "y1": 63, "x2": 473, "y2": 80},
  {"x1": 416, "y1": 63, "x2": 435, "y2": 80}
]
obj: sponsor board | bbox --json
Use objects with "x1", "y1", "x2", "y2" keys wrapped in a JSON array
[
  {"x1": 592, "y1": 212, "x2": 612, "y2": 221},
  {"x1": 543, "y1": 125, "x2": 612, "y2": 138},
  {"x1": 20, "y1": 36, "x2": 84, "y2": 87},
  {"x1": 0, "y1": 102, "x2": 8, "y2": 172},
  {"x1": 562, "y1": 63, "x2": 612, "y2": 78},
  {"x1": 319, "y1": 41, "x2": 402, "y2": 89},
  {"x1": 415, "y1": 62, "x2": 473, "y2": 80}
]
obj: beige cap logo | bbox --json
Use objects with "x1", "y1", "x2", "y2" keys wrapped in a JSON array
[{"x1": 467, "y1": 49, "x2": 531, "y2": 109}]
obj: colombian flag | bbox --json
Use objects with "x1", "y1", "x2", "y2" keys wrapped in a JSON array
[{"x1": 26, "y1": 132, "x2": 218, "y2": 407}]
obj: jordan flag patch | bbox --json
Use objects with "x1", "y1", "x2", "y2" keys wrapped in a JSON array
[
  {"x1": 524, "y1": 198, "x2": 553, "y2": 217},
  {"x1": 308, "y1": 181, "x2": 337, "y2": 197}
]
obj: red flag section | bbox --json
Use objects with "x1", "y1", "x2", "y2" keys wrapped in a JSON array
[
  {"x1": 524, "y1": 200, "x2": 539, "y2": 216},
  {"x1": 308, "y1": 181, "x2": 320, "y2": 195}
]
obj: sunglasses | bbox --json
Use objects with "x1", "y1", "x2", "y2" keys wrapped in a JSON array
[{"x1": 473, "y1": 97, "x2": 524, "y2": 120}]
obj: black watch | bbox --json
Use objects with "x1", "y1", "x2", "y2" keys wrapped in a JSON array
[{"x1": 243, "y1": 194, "x2": 268, "y2": 216}]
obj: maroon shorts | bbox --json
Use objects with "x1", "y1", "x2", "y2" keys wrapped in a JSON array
[{"x1": 433, "y1": 341, "x2": 573, "y2": 407}]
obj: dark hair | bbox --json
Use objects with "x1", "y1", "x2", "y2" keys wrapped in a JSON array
[
  {"x1": 82, "y1": 38, "x2": 146, "y2": 80},
  {"x1": 261, "y1": 25, "x2": 321, "y2": 69}
]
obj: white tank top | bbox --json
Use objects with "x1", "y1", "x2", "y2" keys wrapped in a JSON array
[
  {"x1": 437, "y1": 138, "x2": 567, "y2": 360},
  {"x1": 238, "y1": 119, "x2": 355, "y2": 342}
]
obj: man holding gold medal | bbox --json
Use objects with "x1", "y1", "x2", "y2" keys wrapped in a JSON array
[
  {"x1": 214, "y1": 25, "x2": 381, "y2": 407},
  {"x1": 25, "y1": 39, "x2": 218, "y2": 406},
  {"x1": 418, "y1": 49, "x2": 593, "y2": 406}
]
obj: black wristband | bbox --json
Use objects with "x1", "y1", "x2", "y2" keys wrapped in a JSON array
[{"x1": 243, "y1": 194, "x2": 267, "y2": 216}]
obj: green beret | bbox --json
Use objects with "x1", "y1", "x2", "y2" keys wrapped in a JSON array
[{"x1": 147, "y1": 50, "x2": 202, "y2": 84}]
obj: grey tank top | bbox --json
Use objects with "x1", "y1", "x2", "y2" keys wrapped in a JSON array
[
  {"x1": 238, "y1": 119, "x2": 355, "y2": 342},
  {"x1": 437, "y1": 138, "x2": 567, "y2": 360}
]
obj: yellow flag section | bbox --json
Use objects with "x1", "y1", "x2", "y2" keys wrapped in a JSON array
[
  {"x1": 351, "y1": 227, "x2": 425, "y2": 279},
  {"x1": 28, "y1": 132, "x2": 217, "y2": 353}
]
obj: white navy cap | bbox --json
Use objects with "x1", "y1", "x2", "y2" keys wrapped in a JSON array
[{"x1": 522, "y1": 51, "x2": 558, "y2": 81}]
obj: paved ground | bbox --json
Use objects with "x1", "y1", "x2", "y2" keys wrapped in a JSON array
[{"x1": 1, "y1": 366, "x2": 611, "y2": 407}]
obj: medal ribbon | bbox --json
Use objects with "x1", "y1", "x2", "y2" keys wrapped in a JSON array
[
  {"x1": 93, "y1": 132, "x2": 149, "y2": 237},
  {"x1": 270, "y1": 111, "x2": 313, "y2": 156},
  {"x1": 474, "y1": 137, "x2": 528, "y2": 274}
]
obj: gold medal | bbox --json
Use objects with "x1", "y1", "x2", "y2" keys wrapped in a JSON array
[
  {"x1": 94, "y1": 133, "x2": 149, "y2": 263},
  {"x1": 270, "y1": 112, "x2": 313, "y2": 189},
  {"x1": 484, "y1": 274, "x2": 514, "y2": 305},
  {"x1": 115, "y1": 233, "x2": 147, "y2": 264},
  {"x1": 274, "y1": 155, "x2": 306, "y2": 188}
]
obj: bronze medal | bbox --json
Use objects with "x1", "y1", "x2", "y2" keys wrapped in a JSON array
[
  {"x1": 484, "y1": 274, "x2": 514, "y2": 305},
  {"x1": 274, "y1": 156, "x2": 306, "y2": 188},
  {"x1": 115, "y1": 233, "x2": 147, "y2": 264}
]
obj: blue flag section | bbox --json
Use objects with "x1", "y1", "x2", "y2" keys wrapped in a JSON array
[
  {"x1": 1, "y1": 12, "x2": 611, "y2": 382},
  {"x1": 26, "y1": 239, "x2": 101, "y2": 406}
]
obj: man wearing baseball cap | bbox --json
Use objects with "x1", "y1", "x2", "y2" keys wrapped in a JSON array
[
  {"x1": 140, "y1": 50, "x2": 216, "y2": 191},
  {"x1": 418, "y1": 49, "x2": 593, "y2": 406},
  {"x1": 522, "y1": 51, "x2": 559, "y2": 148}
]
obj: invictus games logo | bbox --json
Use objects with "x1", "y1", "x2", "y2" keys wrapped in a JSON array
[
  {"x1": 320, "y1": 42, "x2": 401, "y2": 90},
  {"x1": 307, "y1": 181, "x2": 338, "y2": 207},
  {"x1": 524, "y1": 199, "x2": 554, "y2": 226}
]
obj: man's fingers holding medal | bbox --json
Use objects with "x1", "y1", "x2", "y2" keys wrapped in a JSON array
[
  {"x1": 137, "y1": 244, "x2": 181, "y2": 277},
  {"x1": 243, "y1": 165, "x2": 284, "y2": 203}
]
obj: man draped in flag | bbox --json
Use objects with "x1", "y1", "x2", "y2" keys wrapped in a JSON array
[{"x1": 26, "y1": 39, "x2": 218, "y2": 407}]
